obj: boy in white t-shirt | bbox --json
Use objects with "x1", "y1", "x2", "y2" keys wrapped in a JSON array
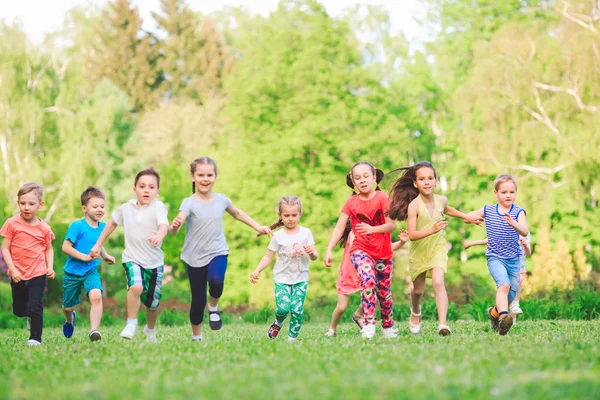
[
  {"x1": 90, "y1": 168, "x2": 169, "y2": 342},
  {"x1": 250, "y1": 197, "x2": 318, "y2": 341}
]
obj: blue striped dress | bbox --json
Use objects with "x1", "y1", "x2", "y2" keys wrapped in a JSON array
[{"x1": 484, "y1": 204, "x2": 526, "y2": 259}]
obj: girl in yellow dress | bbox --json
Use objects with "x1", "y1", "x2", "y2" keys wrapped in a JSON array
[{"x1": 388, "y1": 162, "x2": 482, "y2": 336}]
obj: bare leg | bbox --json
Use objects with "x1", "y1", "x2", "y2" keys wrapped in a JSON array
[
  {"x1": 62, "y1": 306, "x2": 75, "y2": 323},
  {"x1": 430, "y1": 268, "x2": 448, "y2": 326},
  {"x1": 496, "y1": 284, "x2": 510, "y2": 313},
  {"x1": 329, "y1": 294, "x2": 349, "y2": 330},
  {"x1": 146, "y1": 309, "x2": 158, "y2": 330},
  {"x1": 126, "y1": 285, "x2": 143, "y2": 319},
  {"x1": 88, "y1": 289, "x2": 103, "y2": 331},
  {"x1": 410, "y1": 272, "x2": 426, "y2": 326}
]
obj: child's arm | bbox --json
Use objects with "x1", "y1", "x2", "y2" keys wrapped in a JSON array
[
  {"x1": 503, "y1": 211, "x2": 528, "y2": 237},
  {"x1": 442, "y1": 197, "x2": 484, "y2": 226},
  {"x1": 520, "y1": 236, "x2": 532, "y2": 256},
  {"x1": 226, "y1": 205, "x2": 272, "y2": 237},
  {"x1": 90, "y1": 220, "x2": 118, "y2": 259},
  {"x1": 303, "y1": 245, "x2": 318, "y2": 261},
  {"x1": 45, "y1": 242, "x2": 55, "y2": 279},
  {"x1": 62, "y1": 240, "x2": 93, "y2": 262},
  {"x1": 407, "y1": 200, "x2": 447, "y2": 241},
  {"x1": 324, "y1": 213, "x2": 350, "y2": 267},
  {"x1": 391, "y1": 229, "x2": 409, "y2": 251},
  {"x1": 1, "y1": 238, "x2": 22, "y2": 282},
  {"x1": 355, "y1": 216, "x2": 396, "y2": 235},
  {"x1": 250, "y1": 250, "x2": 277, "y2": 284},
  {"x1": 169, "y1": 211, "x2": 187, "y2": 235},
  {"x1": 100, "y1": 246, "x2": 116, "y2": 264},
  {"x1": 464, "y1": 239, "x2": 488, "y2": 250},
  {"x1": 148, "y1": 224, "x2": 169, "y2": 248}
]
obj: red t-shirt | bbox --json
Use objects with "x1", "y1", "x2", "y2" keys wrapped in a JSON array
[
  {"x1": 0, "y1": 215, "x2": 55, "y2": 280},
  {"x1": 341, "y1": 191, "x2": 392, "y2": 260}
]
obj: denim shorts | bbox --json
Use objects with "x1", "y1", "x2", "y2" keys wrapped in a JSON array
[{"x1": 487, "y1": 256, "x2": 520, "y2": 304}]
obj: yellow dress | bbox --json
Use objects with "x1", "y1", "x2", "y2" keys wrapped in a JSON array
[{"x1": 408, "y1": 194, "x2": 448, "y2": 280}]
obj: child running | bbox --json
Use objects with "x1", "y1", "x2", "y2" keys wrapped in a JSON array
[
  {"x1": 466, "y1": 174, "x2": 529, "y2": 335},
  {"x1": 0, "y1": 183, "x2": 55, "y2": 346},
  {"x1": 324, "y1": 161, "x2": 397, "y2": 339},
  {"x1": 250, "y1": 196, "x2": 317, "y2": 341},
  {"x1": 464, "y1": 233, "x2": 531, "y2": 319},
  {"x1": 90, "y1": 168, "x2": 169, "y2": 342},
  {"x1": 170, "y1": 157, "x2": 272, "y2": 341},
  {"x1": 388, "y1": 161, "x2": 482, "y2": 336},
  {"x1": 61, "y1": 187, "x2": 115, "y2": 342},
  {"x1": 324, "y1": 228, "x2": 409, "y2": 337}
]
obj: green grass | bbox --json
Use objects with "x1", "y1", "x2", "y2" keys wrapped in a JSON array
[{"x1": 1, "y1": 321, "x2": 599, "y2": 400}]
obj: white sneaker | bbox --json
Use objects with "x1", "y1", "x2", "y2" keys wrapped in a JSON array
[
  {"x1": 143, "y1": 326, "x2": 157, "y2": 343},
  {"x1": 510, "y1": 302, "x2": 523, "y2": 315},
  {"x1": 288, "y1": 337, "x2": 297, "y2": 342},
  {"x1": 120, "y1": 323, "x2": 137, "y2": 339},
  {"x1": 27, "y1": 339, "x2": 41, "y2": 346},
  {"x1": 382, "y1": 327, "x2": 398, "y2": 338},
  {"x1": 324, "y1": 329, "x2": 336, "y2": 337},
  {"x1": 361, "y1": 324, "x2": 376, "y2": 339}
]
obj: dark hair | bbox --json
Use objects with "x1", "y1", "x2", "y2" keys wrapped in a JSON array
[
  {"x1": 134, "y1": 167, "x2": 161, "y2": 188},
  {"x1": 337, "y1": 219, "x2": 352, "y2": 248},
  {"x1": 268, "y1": 196, "x2": 303, "y2": 231},
  {"x1": 80, "y1": 187, "x2": 105, "y2": 206},
  {"x1": 190, "y1": 156, "x2": 218, "y2": 194},
  {"x1": 345, "y1": 161, "x2": 385, "y2": 195},
  {"x1": 17, "y1": 182, "x2": 43, "y2": 202},
  {"x1": 388, "y1": 161, "x2": 437, "y2": 221}
]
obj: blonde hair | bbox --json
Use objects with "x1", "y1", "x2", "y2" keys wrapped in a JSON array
[
  {"x1": 494, "y1": 174, "x2": 518, "y2": 191},
  {"x1": 268, "y1": 196, "x2": 303, "y2": 230},
  {"x1": 18, "y1": 182, "x2": 43, "y2": 202}
]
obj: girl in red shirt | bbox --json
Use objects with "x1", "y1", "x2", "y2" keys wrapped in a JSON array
[{"x1": 324, "y1": 162, "x2": 397, "y2": 339}]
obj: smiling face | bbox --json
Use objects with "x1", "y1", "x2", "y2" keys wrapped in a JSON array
[
  {"x1": 494, "y1": 180, "x2": 517, "y2": 208},
  {"x1": 83, "y1": 196, "x2": 105, "y2": 224},
  {"x1": 351, "y1": 164, "x2": 376, "y2": 196},
  {"x1": 279, "y1": 204, "x2": 301, "y2": 230},
  {"x1": 191, "y1": 163, "x2": 217, "y2": 195},
  {"x1": 134, "y1": 175, "x2": 159, "y2": 206},
  {"x1": 18, "y1": 191, "x2": 43, "y2": 223},
  {"x1": 413, "y1": 167, "x2": 436, "y2": 195}
]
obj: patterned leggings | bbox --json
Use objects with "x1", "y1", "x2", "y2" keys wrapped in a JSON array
[
  {"x1": 350, "y1": 251, "x2": 394, "y2": 328},
  {"x1": 275, "y1": 281, "x2": 308, "y2": 339}
]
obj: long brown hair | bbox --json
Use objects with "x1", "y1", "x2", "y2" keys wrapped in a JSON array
[
  {"x1": 190, "y1": 156, "x2": 218, "y2": 194},
  {"x1": 388, "y1": 161, "x2": 437, "y2": 221},
  {"x1": 268, "y1": 196, "x2": 303, "y2": 231}
]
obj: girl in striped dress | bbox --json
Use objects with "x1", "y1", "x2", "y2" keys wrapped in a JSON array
[
  {"x1": 467, "y1": 175, "x2": 529, "y2": 336},
  {"x1": 388, "y1": 162, "x2": 482, "y2": 336}
]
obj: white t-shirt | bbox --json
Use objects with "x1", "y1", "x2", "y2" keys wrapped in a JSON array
[
  {"x1": 268, "y1": 226, "x2": 315, "y2": 284},
  {"x1": 112, "y1": 199, "x2": 169, "y2": 269}
]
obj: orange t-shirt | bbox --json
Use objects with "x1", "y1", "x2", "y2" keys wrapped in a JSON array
[
  {"x1": 341, "y1": 191, "x2": 392, "y2": 260},
  {"x1": 0, "y1": 215, "x2": 54, "y2": 280}
]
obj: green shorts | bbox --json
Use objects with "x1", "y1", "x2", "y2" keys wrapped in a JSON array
[
  {"x1": 123, "y1": 262, "x2": 163, "y2": 311},
  {"x1": 62, "y1": 269, "x2": 103, "y2": 308}
]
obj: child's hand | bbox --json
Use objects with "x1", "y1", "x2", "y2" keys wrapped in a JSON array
[
  {"x1": 355, "y1": 222, "x2": 374, "y2": 235},
  {"x1": 463, "y1": 240, "x2": 472, "y2": 250},
  {"x1": 10, "y1": 270, "x2": 23, "y2": 283},
  {"x1": 148, "y1": 235, "x2": 161, "y2": 247},
  {"x1": 303, "y1": 245, "x2": 317, "y2": 258},
  {"x1": 465, "y1": 214, "x2": 484, "y2": 226},
  {"x1": 81, "y1": 254, "x2": 93, "y2": 262},
  {"x1": 398, "y1": 229, "x2": 409, "y2": 243},
  {"x1": 324, "y1": 250, "x2": 333, "y2": 267},
  {"x1": 519, "y1": 237, "x2": 527, "y2": 246},
  {"x1": 502, "y1": 213, "x2": 517, "y2": 228},
  {"x1": 46, "y1": 268, "x2": 55, "y2": 279},
  {"x1": 89, "y1": 246, "x2": 100, "y2": 259},
  {"x1": 170, "y1": 215, "x2": 184, "y2": 231},
  {"x1": 250, "y1": 270, "x2": 260, "y2": 284},
  {"x1": 256, "y1": 226, "x2": 272, "y2": 237},
  {"x1": 103, "y1": 254, "x2": 116, "y2": 264},
  {"x1": 431, "y1": 218, "x2": 448, "y2": 233}
]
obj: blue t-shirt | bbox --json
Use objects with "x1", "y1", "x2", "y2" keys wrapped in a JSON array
[{"x1": 63, "y1": 219, "x2": 106, "y2": 276}]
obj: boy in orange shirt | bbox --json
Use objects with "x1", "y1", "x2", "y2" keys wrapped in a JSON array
[{"x1": 0, "y1": 183, "x2": 55, "y2": 346}]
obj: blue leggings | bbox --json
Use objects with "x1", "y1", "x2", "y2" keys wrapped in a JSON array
[{"x1": 186, "y1": 256, "x2": 228, "y2": 325}]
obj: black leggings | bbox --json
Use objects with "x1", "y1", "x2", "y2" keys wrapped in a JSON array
[
  {"x1": 12, "y1": 275, "x2": 46, "y2": 342},
  {"x1": 186, "y1": 256, "x2": 228, "y2": 325}
]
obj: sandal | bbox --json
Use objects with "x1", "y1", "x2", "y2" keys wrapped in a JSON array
[
  {"x1": 409, "y1": 307, "x2": 421, "y2": 334},
  {"x1": 208, "y1": 310, "x2": 222, "y2": 331},
  {"x1": 438, "y1": 324, "x2": 452, "y2": 336},
  {"x1": 352, "y1": 312, "x2": 364, "y2": 331},
  {"x1": 324, "y1": 329, "x2": 336, "y2": 337}
]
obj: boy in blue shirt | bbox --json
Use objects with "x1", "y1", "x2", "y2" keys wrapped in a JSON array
[{"x1": 61, "y1": 187, "x2": 115, "y2": 341}]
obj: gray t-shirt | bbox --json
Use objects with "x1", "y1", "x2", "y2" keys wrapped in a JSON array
[
  {"x1": 268, "y1": 226, "x2": 315, "y2": 284},
  {"x1": 179, "y1": 193, "x2": 232, "y2": 268}
]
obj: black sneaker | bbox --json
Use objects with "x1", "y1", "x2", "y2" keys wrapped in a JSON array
[
  {"x1": 268, "y1": 321, "x2": 281, "y2": 339},
  {"x1": 498, "y1": 314, "x2": 514, "y2": 336},
  {"x1": 487, "y1": 307, "x2": 499, "y2": 332},
  {"x1": 89, "y1": 330, "x2": 102, "y2": 342},
  {"x1": 208, "y1": 310, "x2": 222, "y2": 330}
]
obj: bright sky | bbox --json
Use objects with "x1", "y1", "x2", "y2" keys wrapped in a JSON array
[{"x1": 0, "y1": 0, "x2": 427, "y2": 44}]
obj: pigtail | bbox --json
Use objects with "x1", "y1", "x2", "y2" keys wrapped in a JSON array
[
  {"x1": 375, "y1": 168, "x2": 384, "y2": 191},
  {"x1": 192, "y1": 182, "x2": 195, "y2": 194},
  {"x1": 337, "y1": 219, "x2": 352, "y2": 248},
  {"x1": 269, "y1": 219, "x2": 284, "y2": 231},
  {"x1": 346, "y1": 172, "x2": 356, "y2": 195}
]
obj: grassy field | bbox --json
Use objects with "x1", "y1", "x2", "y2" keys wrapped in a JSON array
[{"x1": 1, "y1": 320, "x2": 599, "y2": 400}]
